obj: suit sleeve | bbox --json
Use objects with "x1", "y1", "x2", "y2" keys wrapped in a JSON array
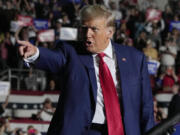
[
  {"x1": 140, "y1": 54, "x2": 155, "y2": 133},
  {"x1": 34, "y1": 47, "x2": 66, "y2": 73}
]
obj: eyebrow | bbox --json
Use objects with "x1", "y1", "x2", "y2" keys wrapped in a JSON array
[{"x1": 80, "y1": 25, "x2": 100, "y2": 30}]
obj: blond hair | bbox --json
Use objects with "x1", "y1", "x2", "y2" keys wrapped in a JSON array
[{"x1": 80, "y1": 4, "x2": 115, "y2": 28}]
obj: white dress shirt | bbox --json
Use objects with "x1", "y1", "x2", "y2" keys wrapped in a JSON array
[
  {"x1": 92, "y1": 41, "x2": 121, "y2": 124},
  {"x1": 24, "y1": 41, "x2": 121, "y2": 124}
]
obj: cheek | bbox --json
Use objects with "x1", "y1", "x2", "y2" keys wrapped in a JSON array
[{"x1": 93, "y1": 32, "x2": 108, "y2": 45}]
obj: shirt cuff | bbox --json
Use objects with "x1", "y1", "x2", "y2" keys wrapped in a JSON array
[{"x1": 24, "y1": 48, "x2": 39, "y2": 63}]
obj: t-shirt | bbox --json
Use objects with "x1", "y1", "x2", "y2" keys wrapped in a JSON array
[
  {"x1": 162, "y1": 75, "x2": 175, "y2": 87},
  {"x1": 160, "y1": 45, "x2": 177, "y2": 66}
]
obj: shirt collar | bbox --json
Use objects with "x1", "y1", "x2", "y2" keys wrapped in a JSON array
[{"x1": 103, "y1": 41, "x2": 113, "y2": 59}]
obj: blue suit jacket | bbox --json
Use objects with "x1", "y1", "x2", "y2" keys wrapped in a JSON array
[{"x1": 34, "y1": 41, "x2": 154, "y2": 135}]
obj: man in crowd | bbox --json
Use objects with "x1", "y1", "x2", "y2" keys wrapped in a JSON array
[
  {"x1": 17, "y1": 4, "x2": 154, "y2": 135},
  {"x1": 0, "y1": 94, "x2": 9, "y2": 116}
]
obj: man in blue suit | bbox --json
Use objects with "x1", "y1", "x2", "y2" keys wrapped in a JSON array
[{"x1": 17, "y1": 4, "x2": 154, "y2": 135}]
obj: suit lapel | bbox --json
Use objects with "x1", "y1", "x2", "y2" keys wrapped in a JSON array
[
  {"x1": 114, "y1": 43, "x2": 129, "y2": 99},
  {"x1": 78, "y1": 54, "x2": 97, "y2": 103}
]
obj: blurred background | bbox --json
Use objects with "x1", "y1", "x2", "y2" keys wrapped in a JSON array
[{"x1": 1, "y1": 0, "x2": 180, "y2": 134}]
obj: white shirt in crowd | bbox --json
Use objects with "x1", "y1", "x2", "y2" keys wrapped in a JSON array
[{"x1": 160, "y1": 45, "x2": 178, "y2": 66}]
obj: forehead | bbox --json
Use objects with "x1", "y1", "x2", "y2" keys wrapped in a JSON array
[{"x1": 82, "y1": 17, "x2": 107, "y2": 27}]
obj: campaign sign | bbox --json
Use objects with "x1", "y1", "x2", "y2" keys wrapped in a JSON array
[
  {"x1": 146, "y1": 9, "x2": 162, "y2": 22},
  {"x1": 34, "y1": 19, "x2": 49, "y2": 30},
  {"x1": 38, "y1": 29, "x2": 55, "y2": 42},
  {"x1": 169, "y1": 21, "x2": 180, "y2": 31},
  {"x1": 0, "y1": 81, "x2": 10, "y2": 95},
  {"x1": 147, "y1": 60, "x2": 160, "y2": 75},
  {"x1": 18, "y1": 15, "x2": 33, "y2": 26},
  {"x1": 60, "y1": 27, "x2": 78, "y2": 41},
  {"x1": 10, "y1": 21, "x2": 20, "y2": 32}
]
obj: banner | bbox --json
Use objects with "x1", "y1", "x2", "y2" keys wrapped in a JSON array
[
  {"x1": 17, "y1": 15, "x2": 33, "y2": 26},
  {"x1": 10, "y1": 21, "x2": 20, "y2": 32},
  {"x1": 146, "y1": 9, "x2": 162, "y2": 22},
  {"x1": 0, "y1": 81, "x2": 10, "y2": 95},
  {"x1": 60, "y1": 27, "x2": 78, "y2": 41},
  {"x1": 169, "y1": 21, "x2": 180, "y2": 31},
  {"x1": 34, "y1": 19, "x2": 49, "y2": 30},
  {"x1": 147, "y1": 60, "x2": 160, "y2": 75},
  {"x1": 38, "y1": 29, "x2": 55, "y2": 42}
]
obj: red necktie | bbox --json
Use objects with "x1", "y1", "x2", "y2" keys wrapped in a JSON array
[{"x1": 98, "y1": 53, "x2": 124, "y2": 135}]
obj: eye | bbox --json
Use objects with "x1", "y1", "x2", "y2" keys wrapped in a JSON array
[{"x1": 91, "y1": 27, "x2": 99, "y2": 32}]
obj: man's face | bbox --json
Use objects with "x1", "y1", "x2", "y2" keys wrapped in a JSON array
[{"x1": 81, "y1": 18, "x2": 112, "y2": 53}]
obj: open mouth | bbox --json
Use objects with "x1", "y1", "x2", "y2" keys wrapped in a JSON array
[{"x1": 85, "y1": 41, "x2": 93, "y2": 47}]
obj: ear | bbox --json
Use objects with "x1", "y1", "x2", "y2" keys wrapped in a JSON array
[{"x1": 106, "y1": 27, "x2": 114, "y2": 39}]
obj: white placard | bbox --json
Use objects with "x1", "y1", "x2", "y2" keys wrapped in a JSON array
[
  {"x1": 147, "y1": 60, "x2": 160, "y2": 75},
  {"x1": 0, "y1": 81, "x2": 10, "y2": 95},
  {"x1": 10, "y1": 21, "x2": 20, "y2": 32},
  {"x1": 38, "y1": 29, "x2": 55, "y2": 42},
  {"x1": 60, "y1": 27, "x2": 78, "y2": 41}
]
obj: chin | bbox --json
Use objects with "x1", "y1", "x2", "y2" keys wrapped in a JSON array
[{"x1": 86, "y1": 47, "x2": 97, "y2": 54}]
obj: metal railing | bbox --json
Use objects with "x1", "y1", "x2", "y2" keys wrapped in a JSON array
[{"x1": 0, "y1": 68, "x2": 46, "y2": 90}]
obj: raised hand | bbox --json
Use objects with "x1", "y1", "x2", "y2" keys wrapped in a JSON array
[{"x1": 17, "y1": 40, "x2": 37, "y2": 59}]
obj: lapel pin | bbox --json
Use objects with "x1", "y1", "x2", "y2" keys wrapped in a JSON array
[{"x1": 122, "y1": 58, "x2": 126, "y2": 62}]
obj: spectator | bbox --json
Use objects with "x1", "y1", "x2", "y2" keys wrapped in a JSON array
[
  {"x1": 109, "y1": 1, "x2": 122, "y2": 21},
  {"x1": 160, "y1": 37, "x2": 178, "y2": 70},
  {"x1": 34, "y1": 0, "x2": 47, "y2": 19},
  {"x1": 171, "y1": 28, "x2": 180, "y2": 51},
  {"x1": 126, "y1": 6, "x2": 139, "y2": 39},
  {"x1": 61, "y1": 13, "x2": 71, "y2": 26},
  {"x1": 148, "y1": 26, "x2": 162, "y2": 49},
  {"x1": 0, "y1": 94, "x2": 9, "y2": 116},
  {"x1": 25, "y1": 68, "x2": 38, "y2": 91},
  {"x1": 139, "y1": 0, "x2": 157, "y2": 11},
  {"x1": 168, "y1": 83, "x2": 180, "y2": 118},
  {"x1": 54, "y1": 19, "x2": 62, "y2": 41},
  {"x1": 0, "y1": 34, "x2": 8, "y2": 70},
  {"x1": 162, "y1": 66, "x2": 178, "y2": 91},
  {"x1": 0, "y1": 118, "x2": 12, "y2": 135},
  {"x1": 153, "y1": 98, "x2": 167, "y2": 123},
  {"x1": 134, "y1": 30, "x2": 147, "y2": 51},
  {"x1": 145, "y1": 18, "x2": 165, "y2": 35},
  {"x1": 161, "y1": 4, "x2": 174, "y2": 40},
  {"x1": 2, "y1": 31, "x2": 16, "y2": 69},
  {"x1": 35, "y1": 98, "x2": 55, "y2": 121},
  {"x1": 143, "y1": 39, "x2": 159, "y2": 61},
  {"x1": 15, "y1": 128, "x2": 25, "y2": 135},
  {"x1": 12, "y1": 128, "x2": 25, "y2": 135},
  {"x1": 46, "y1": 80, "x2": 56, "y2": 91},
  {"x1": 26, "y1": 125, "x2": 41, "y2": 135},
  {"x1": 125, "y1": 38, "x2": 133, "y2": 47}
]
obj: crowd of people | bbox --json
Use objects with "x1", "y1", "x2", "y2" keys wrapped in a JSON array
[
  {"x1": 0, "y1": 0, "x2": 180, "y2": 91},
  {"x1": 0, "y1": 95, "x2": 55, "y2": 135},
  {"x1": 0, "y1": 0, "x2": 180, "y2": 134},
  {"x1": 0, "y1": 120, "x2": 42, "y2": 135}
]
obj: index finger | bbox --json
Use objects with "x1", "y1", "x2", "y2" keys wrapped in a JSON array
[{"x1": 17, "y1": 40, "x2": 31, "y2": 47}]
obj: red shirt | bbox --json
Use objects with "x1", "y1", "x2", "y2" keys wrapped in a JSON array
[{"x1": 162, "y1": 75, "x2": 175, "y2": 87}]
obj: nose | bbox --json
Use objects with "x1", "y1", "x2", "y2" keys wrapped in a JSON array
[{"x1": 85, "y1": 27, "x2": 93, "y2": 38}]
